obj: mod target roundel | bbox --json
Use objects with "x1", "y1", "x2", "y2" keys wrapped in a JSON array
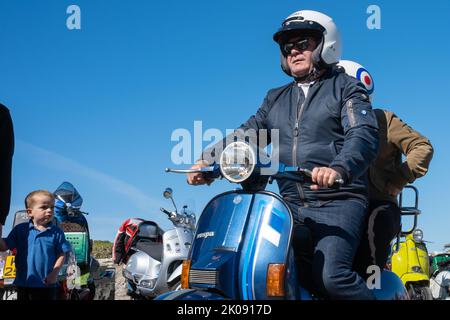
[{"x1": 356, "y1": 68, "x2": 374, "y2": 95}]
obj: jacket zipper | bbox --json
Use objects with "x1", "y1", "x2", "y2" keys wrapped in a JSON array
[{"x1": 292, "y1": 85, "x2": 306, "y2": 202}]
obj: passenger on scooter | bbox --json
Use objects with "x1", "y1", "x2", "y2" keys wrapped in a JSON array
[
  {"x1": 337, "y1": 60, "x2": 434, "y2": 276},
  {"x1": 187, "y1": 10, "x2": 380, "y2": 299}
]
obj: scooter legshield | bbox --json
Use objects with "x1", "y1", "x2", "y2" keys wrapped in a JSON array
[{"x1": 188, "y1": 191, "x2": 293, "y2": 300}]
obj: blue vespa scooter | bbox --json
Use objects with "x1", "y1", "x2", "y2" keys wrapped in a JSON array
[{"x1": 156, "y1": 141, "x2": 407, "y2": 300}]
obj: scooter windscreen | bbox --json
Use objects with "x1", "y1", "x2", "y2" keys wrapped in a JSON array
[{"x1": 54, "y1": 181, "x2": 83, "y2": 209}]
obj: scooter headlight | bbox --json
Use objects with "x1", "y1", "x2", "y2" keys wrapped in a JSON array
[
  {"x1": 123, "y1": 269, "x2": 133, "y2": 280},
  {"x1": 413, "y1": 229, "x2": 423, "y2": 243},
  {"x1": 219, "y1": 141, "x2": 256, "y2": 183},
  {"x1": 140, "y1": 279, "x2": 156, "y2": 288}
]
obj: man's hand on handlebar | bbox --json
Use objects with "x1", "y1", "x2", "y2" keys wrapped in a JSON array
[
  {"x1": 186, "y1": 160, "x2": 214, "y2": 186},
  {"x1": 310, "y1": 167, "x2": 342, "y2": 190}
]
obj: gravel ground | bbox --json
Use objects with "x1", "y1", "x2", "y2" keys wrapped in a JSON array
[
  {"x1": 114, "y1": 264, "x2": 130, "y2": 300},
  {"x1": 95, "y1": 258, "x2": 130, "y2": 300}
]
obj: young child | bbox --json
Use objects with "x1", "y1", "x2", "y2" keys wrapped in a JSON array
[{"x1": 0, "y1": 190, "x2": 72, "y2": 300}]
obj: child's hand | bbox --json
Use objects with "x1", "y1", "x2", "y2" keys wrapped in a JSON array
[{"x1": 44, "y1": 270, "x2": 59, "y2": 286}]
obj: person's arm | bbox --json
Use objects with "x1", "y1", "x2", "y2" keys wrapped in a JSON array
[
  {"x1": 385, "y1": 111, "x2": 434, "y2": 194},
  {"x1": 0, "y1": 105, "x2": 14, "y2": 225},
  {"x1": 329, "y1": 78, "x2": 380, "y2": 183},
  {"x1": 44, "y1": 253, "x2": 65, "y2": 286},
  {"x1": 0, "y1": 225, "x2": 17, "y2": 252},
  {"x1": 0, "y1": 238, "x2": 8, "y2": 251},
  {"x1": 44, "y1": 229, "x2": 72, "y2": 286}
]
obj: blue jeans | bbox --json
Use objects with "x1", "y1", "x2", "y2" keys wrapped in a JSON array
[{"x1": 291, "y1": 198, "x2": 375, "y2": 300}]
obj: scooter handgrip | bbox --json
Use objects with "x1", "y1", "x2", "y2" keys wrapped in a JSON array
[{"x1": 160, "y1": 207, "x2": 171, "y2": 216}]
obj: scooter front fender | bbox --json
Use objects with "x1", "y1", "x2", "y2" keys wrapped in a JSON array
[
  {"x1": 155, "y1": 289, "x2": 226, "y2": 300},
  {"x1": 401, "y1": 273, "x2": 430, "y2": 285}
]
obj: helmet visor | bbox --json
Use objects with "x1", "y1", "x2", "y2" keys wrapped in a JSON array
[{"x1": 273, "y1": 20, "x2": 324, "y2": 44}]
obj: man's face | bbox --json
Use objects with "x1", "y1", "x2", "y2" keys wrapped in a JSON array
[
  {"x1": 284, "y1": 36, "x2": 318, "y2": 78},
  {"x1": 27, "y1": 195, "x2": 54, "y2": 226}
]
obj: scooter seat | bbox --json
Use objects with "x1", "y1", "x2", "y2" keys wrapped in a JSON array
[{"x1": 135, "y1": 240, "x2": 163, "y2": 261}]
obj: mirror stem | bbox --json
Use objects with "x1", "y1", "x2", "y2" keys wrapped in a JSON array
[{"x1": 170, "y1": 197, "x2": 178, "y2": 213}]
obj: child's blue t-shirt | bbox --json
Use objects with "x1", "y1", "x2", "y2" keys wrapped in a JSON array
[{"x1": 3, "y1": 220, "x2": 72, "y2": 288}]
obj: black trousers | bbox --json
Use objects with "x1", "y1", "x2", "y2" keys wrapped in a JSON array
[
  {"x1": 16, "y1": 286, "x2": 59, "y2": 300},
  {"x1": 353, "y1": 200, "x2": 401, "y2": 278}
]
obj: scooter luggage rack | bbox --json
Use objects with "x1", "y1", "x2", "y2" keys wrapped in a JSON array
[
  {"x1": 398, "y1": 185, "x2": 421, "y2": 237},
  {"x1": 391, "y1": 185, "x2": 421, "y2": 254}
]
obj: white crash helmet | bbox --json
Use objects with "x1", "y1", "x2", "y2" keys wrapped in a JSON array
[
  {"x1": 337, "y1": 60, "x2": 375, "y2": 99},
  {"x1": 273, "y1": 10, "x2": 342, "y2": 77}
]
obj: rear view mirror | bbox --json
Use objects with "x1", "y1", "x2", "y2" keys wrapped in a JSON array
[{"x1": 163, "y1": 188, "x2": 173, "y2": 199}]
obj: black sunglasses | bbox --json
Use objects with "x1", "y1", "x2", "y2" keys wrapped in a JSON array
[{"x1": 281, "y1": 38, "x2": 311, "y2": 56}]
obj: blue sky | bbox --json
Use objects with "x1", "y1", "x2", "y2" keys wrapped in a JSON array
[{"x1": 1, "y1": 0, "x2": 449, "y2": 253}]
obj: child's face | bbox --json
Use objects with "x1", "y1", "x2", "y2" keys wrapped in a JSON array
[{"x1": 27, "y1": 195, "x2": 54, "y2": 226}]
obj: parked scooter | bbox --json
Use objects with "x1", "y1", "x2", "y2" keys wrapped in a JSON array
[
  {"x1": 0, "y1": 250, "x2": 17, "y2": 300},
  {"x1": 429, "y1": 246, "x2": 450, "y2": 300},
  {"x1": 156, "y1": 141, "x2": 407, "y2": 300},
  {"x1": 391, "y1": 186, "x2": 432, "y2": 300},
  {"x1": 122, "y1": 188, "x2": 196, "y2": 299},
  {"x1": 53, "y1": 181, "x2": 97, "y2": 300}
]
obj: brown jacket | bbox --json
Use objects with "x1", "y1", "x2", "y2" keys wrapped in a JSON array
[{"x1": 369, "y1": 109, "x2": 434, "y2": 204}]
